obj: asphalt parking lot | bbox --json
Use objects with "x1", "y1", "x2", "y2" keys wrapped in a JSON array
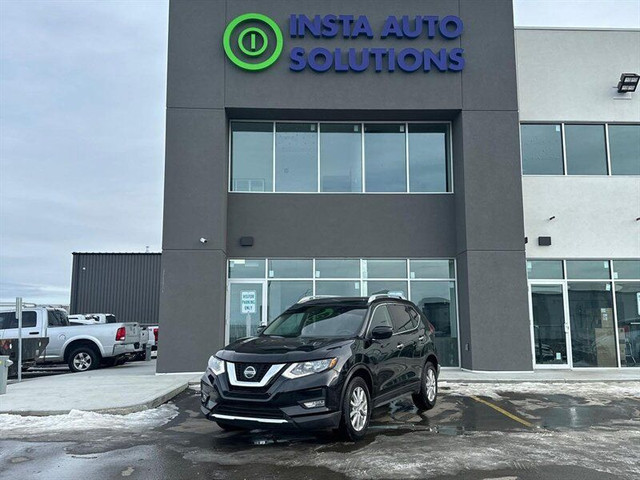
[{"x1": 1, "y1": 383, "x2": 639, "y2": 480}]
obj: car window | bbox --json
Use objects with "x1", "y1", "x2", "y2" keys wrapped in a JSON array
[
  {"x1": 368, "y1": 304, "x2": 393, "y2": 332},
  {"x1": 48, "y1": 310, "x2": 69, "y2": 327},
  {"x1": 388, "y1": 304, "x2": 416, "y2": 333},
  {"x1": 105, "y1": 315, "x2": 117, "y2": 324},
  {"x1": 263, "y1": 305, "x2": 367, "y2": 338},
  {"x1": 0, "y1": 311, "x2": 37, "y2": 329},
  {"x1": 407, "y1": 307, "x2": 423, "y2": 329}
]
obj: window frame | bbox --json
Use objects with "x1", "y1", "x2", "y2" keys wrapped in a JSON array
[
  {"x1": 520, "y1": 122, "x2": 640, "y2": 177},
  {"x1": 228, "y1": 120, "x2": 454, "y2": 194},
  {"x1": 526, "y1": 257, "x2": 640, "y2": 369}
]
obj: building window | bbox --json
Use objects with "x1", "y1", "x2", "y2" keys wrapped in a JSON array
[
  {"x1": 275, "y1": 123, "x2": 318, "y2": 192},
  {"x1": 609, "y1": 125, "x2": 640, "y2": 175},
  {"x1": 408, "y1": 124, "x2": 450, "y2": 192},
  {"x1": 226, "y1": 258, "x2": 459, "y2": 366},
  {"x1": 364, "y1": 124, "x2": 407, "y2": 192},
  {"x1": 230, "y1": 122, "x2": 452, "y2": 193},
  {"x1": 526, "y1": 260, "x2": 564, "y2": 279},
  {"x1": 521, "y1": 123, "x2": 639, "y2": 177},
  {"x1": 526, "y1": 258, "x2": 640, "y2": 368},
  {"x1": 564, "y1": 124, "x2": 608, "y2": 175},
  {"x1": 230, "y1": 122, "x2": 273, "y2": 192},
  {"x1": 320, "y1": 124, "x2": 362, "y2": 192},
  {"x1": 521, "y1": 124, "x2": 564, "y2": 175}
]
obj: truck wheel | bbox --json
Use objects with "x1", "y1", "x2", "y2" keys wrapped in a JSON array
[{"x1": 68, "y1": 346, "x2": 99, "y2": 372}]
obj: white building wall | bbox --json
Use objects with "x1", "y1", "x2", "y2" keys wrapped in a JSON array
[
  {"x1": 522, "y1": 176, "x2": 640, "y2": 258},
  {"x1": 516, "y1": 29, "x2": 640, "y2": 260},
  {"x1": 516, "y1": 29, "x2": 640, "y2": 122}
]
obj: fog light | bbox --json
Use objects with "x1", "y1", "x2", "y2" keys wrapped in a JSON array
[{"x1": 303, "y1": 400, "x2": 325, "y2": 409}]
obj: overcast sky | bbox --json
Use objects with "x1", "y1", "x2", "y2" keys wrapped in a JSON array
[{"x1": 1, "y1": 0, "x2": 639, "y2": 305}]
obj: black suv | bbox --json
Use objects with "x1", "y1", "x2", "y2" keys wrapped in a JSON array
[{"x1": 200, "y1": 294, "x2": 439, "y2": 440}]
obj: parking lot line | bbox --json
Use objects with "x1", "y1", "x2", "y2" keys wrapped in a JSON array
[{"x1": 469, "y1": 395, "x2": 535, "y2": 428}]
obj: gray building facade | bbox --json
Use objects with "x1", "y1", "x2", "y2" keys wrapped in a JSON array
[
  {"x1": 158, "y1": 0, "x2": 532, "y2": 373},
  {"x1": 71, "y1": 253, "x2": 161, "y2": 326}
]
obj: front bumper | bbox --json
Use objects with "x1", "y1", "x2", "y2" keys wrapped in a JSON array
[{"x1": 200, "y1": 368, "x2": 344, "y2": 431}]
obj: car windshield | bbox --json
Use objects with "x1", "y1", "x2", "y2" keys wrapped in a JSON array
[{"x1": 262, "y1": 305, "x2": 367, "y2": 338}]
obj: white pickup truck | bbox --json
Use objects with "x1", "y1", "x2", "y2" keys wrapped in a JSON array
[
  {"x1": 0, "y1": 307, "x2": 141, "y2": 372},
  {"x1": 69, "y1": 312, "x2": 149, "y2": 361}
]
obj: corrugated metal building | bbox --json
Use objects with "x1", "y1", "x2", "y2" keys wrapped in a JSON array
[{"x1": 70, "y1": 253, "x2": 161, "y2": 326}]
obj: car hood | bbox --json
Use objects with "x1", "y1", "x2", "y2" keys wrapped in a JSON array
[{"x1": 216, "y1": 336, "x2": 355, "y2": 364}]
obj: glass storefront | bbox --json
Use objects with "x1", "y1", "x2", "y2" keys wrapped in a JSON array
[
  {"x1": 227, "y1": 258, "x2": 460, "y2": 366},
  {"x1": 527, "y1": 258, "x2": 640, "y2": 368}
]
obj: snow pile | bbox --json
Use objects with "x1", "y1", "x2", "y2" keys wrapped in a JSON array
[
  {"x1": 440, "y1": 381, "x2": 640, "y2": 400},
  {"x1": 0, "y1": 404, "x2": 179, "y2": 437}
]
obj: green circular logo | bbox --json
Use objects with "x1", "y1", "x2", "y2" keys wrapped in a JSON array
[{"x1": 223, "y1": 13, "x2": 283, "y2": 71}]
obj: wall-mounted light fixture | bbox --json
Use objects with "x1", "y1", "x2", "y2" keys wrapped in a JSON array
[{"x1": 617, "y1": 73, "x2": 639, "y2": 93}]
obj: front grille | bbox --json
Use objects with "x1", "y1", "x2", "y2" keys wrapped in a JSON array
[
  {"x1": 234, "y1": 363, "x2": 272, "y2": 382},
  {"x1": 216, "y1": 403, "x2": 284, "y2": 419}
]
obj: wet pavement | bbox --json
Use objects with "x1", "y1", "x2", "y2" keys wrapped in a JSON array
[{"x1": 1, "y1": 384, "x2": 639, "y2": 479}]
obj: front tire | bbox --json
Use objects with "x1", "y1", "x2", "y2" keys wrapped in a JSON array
[
  {"x1": 412, "y1": 361, "x2": 438, "y2": 411},
  {"x1": 339, "y1": 377, "x2": 371, "y2": 441},
  {"x1": 68, "y1": 346, "x2": 99, "y2": 373}
]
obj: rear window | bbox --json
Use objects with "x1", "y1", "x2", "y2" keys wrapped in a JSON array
[
  {"x1": 105, "y1": 315, "x2": 117, "y2": 324},
  {"x1": 0, "y1": 311, "x2": 37, "y2": 329},
  {"x1": 48, "y1": 310, "x2": 69, "y2": 327}
]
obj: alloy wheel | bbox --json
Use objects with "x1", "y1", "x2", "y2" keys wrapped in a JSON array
[
  {"x1": 73, "y1": 352, "x2": 92, "y2": 371},
  {"x1": 426, "y1": 368, "x2": 437, "y2": 402},
  {"x1": 349, "y1": 386, "x2": 368, "y2": 431}
]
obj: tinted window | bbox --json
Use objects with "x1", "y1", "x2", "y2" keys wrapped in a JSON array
[
  {"x1": 48, "y1": 310, "x2": 69, "y2": 327},
  {"x1": 388, "y1": 304, "x2": 416, "y2": 333},
  {"x1": 609, "y1": 125, "x2": 640, "y2": 175},
  {"x1": 105, "y1": 315, "x2": 117, "y2": 324},
  {"x1": 231, "y1": 122, "x2": 273, "y2": 192},
  {"x1": 229, "y1": 259, "x2": 266, "y2": 279},
  {"x1": 526, "y1": 260, "x2": 564, "y2": 279},
  {"x1": 268, "y1": 259, "x2": 313, "y2": 278},
  {"x1": 612, "y1": 260, "x2": 640, "y2": 279},
  {"x1": 315, "y1": 259, "x2": 360, "y2": 278},
  {"x1": 275, "y1": 123, "x2": 317, "y2": 192},
  {"x1": 521, "y1": 124, "x2": 564, "y2": 175},
  {"x1": 364, "y1": 124, "x2": 406, "y2": 192},
  {"x1": 408, "y1": 124, "x2": 449, "y2": 192},
  {"x1": 368, "y1": 304, "x2": 393, "y2": 332},
  {"x1": 0, "y1": 311, "x2": 37, "y2": 329},
  {"x1": 263, "y1": 305, "x2": 366, "y2": 338},
  {"x1": 320, "y1": 124, "x2": 362, "y2": 192},
  {"x1": 566, "y1": 260, "x2": 610, "y2": 279},
  {"x1": 565, "y1": 124, "x2": 607, "y2": 175}
]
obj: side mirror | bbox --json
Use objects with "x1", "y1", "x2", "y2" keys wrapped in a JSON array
[
  {"x1": 256, "y1": 325, "x2": 266, "y2": 335},
  {"x1": 371, "y1": 325, "x2": 393, "y2": 340}
]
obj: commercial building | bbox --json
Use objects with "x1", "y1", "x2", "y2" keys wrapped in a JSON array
[
  {"x1": 158, "y1": 0, "x2": 639, "y2": 373},
  {"x1": 70, "y1": 253, "x2": 161, "y2": 326}
]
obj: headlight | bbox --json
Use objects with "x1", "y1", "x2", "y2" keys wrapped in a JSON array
[
  {"x1": 207, "y1": 356, "x2": 225, "y2": 376},
  {"x1": 282, "y1": 358, "x2": 338, "y2": 379}
]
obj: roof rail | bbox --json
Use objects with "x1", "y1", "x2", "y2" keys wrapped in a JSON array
[
  {"x1": 367, "y1": 293, "x2": 405, "y2": 304},
  {"x1": 297, "y1": 295, "x2": 339, "y2": 304}
]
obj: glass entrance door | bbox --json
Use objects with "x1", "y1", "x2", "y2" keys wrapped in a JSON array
[
  {"x1": 529, "y1": 284, "x2": 571, "y2": 367},
  {"x1": 227, "y1": 282, "x2": 266, "y2": 344}
]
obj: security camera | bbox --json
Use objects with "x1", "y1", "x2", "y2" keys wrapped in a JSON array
[{"x1": 199, "y1": 237, "x2": 208, "y2": 244}]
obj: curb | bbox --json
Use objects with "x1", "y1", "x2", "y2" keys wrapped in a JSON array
[{"x1": 1, "y1": 383, "x2": 190, "y2": 417}]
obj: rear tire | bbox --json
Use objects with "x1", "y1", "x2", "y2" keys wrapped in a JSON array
[
  {"x1": 412, "y1": 361, "x2": 438, "y2": 412},
  {"x1": 338, "y1": 377, "x2": 371, "y2": 441},
  {"x1": 68, "y1": 346, "x2": 99, "y2": 373}
]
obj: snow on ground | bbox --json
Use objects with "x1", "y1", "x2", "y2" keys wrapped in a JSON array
[
  {"x1": 0, "y1": 404, "x2": 179, "y2": 438},
  {"x1": 440, "y1": 381, "x2": 640, "y2": 400}
]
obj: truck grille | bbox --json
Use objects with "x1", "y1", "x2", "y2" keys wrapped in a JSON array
[{"x1": 234, "y1": 363, "x2": 271, "y2": 383}]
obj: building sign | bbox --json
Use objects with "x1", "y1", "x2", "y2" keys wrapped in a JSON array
[
  {"x1": 223, "y1": 13, "x2": 464, "y2": 73},
  {"x1": 241, "y1": 291, "x2": 257, "y2": 314}
]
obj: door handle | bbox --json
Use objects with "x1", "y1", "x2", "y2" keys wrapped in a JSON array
[
  {"x1": 29, "y1": 332, "x2": 39, "y2": 335},
  {"x1": 396, "y1": 343, "x2": 404, "y2": 349}
]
